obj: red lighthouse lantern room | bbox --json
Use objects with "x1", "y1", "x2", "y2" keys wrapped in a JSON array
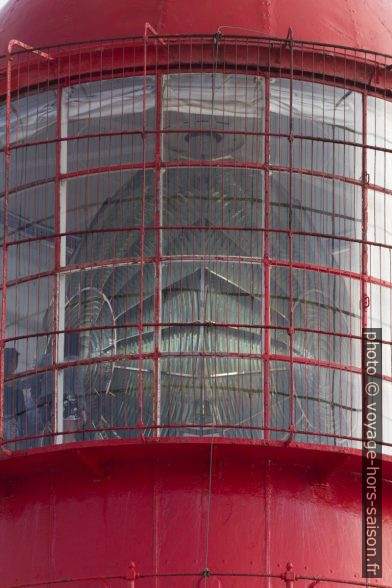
[{"x1": 0, "y1": 0, "x2": 392, "y2": 586}]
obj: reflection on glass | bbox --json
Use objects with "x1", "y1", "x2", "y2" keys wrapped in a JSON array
[
  {"x1": 162, "y1": 167, "x2": 264, "y2": 257},
  {"x1": 368, "y1": 189, "x2": 392, "y2": 281},
  {"x1": 162, "y1": 74, "x2": 264, "y2": 162},
  {"x1": 65, "y1": 77, "x2": 156, "y2": 170},
  {"x1": 160, "y1": 357, "x2": 263, "y2": 437},
  {"x1": 7, "y1": 183, "x2": 55, "y2": 241},
  {"x1": 270, "y1": 79, "x2": 362, "y2": 179},
  {"x1": 9, "y1": 144, "x2": 56, "y2": 189},
  {"x1": 369, "y1": 283, "x2": 392, "y2": 378},
  {"x1": 368, "y1": 244, "x2": 392, "y2": 282},
  {"x1": 0, "y1": 91, "x2": 57, "y2": 146},
  {"x1": 160, "y1": 262, "x2": 263, "y2": 434},
  {"x1": 2, "y1": 73, "x2": 390, "y2": 452},
  {"x1": 367, "y1": 97, "x2": 392, "y2": 190},
  {"x1": 270, "y1": 267, "x2": 361, "y2": 362},
  {"x1": 57, "y1": 259, "x2": 264, "y2": 439},
  {"x1": 65, "y1": 170, "x2": 155, "y2": 264},
  {"x1": 368, "y1": 189, "x2": 392, "y2": 246},
  {"x1": 270, "y1": 361, "x2": 361, "y2": 446},
  {"x1": 63, "y1": 263, "x2": 155, "y2": 359},
  {"x1": 270, "y1": 172, "x2": 362, "y2": 271},
  {"x1": 0, "y1": 183, "x2": 56, "y2": 282},
  {"x1": 0, "y1": 90, "x2": 57, "y2": 190},
  {"x1": 6, "y1": 275, "x2": 54, "y2": 333}
]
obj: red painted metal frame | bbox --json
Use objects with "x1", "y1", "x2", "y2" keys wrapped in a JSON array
[
  {"x1": 1, "y1": 37, "x2": 392, "y2": 99},
  {"x1": 1, "y1": 28, "x2": 392, "y2": 588},
  {"x1": 1, "y1": 33, "x2": 392, "y2": 451},
  {"x1": 263, "y1": 74, "x2": 271, "y2": 442}
]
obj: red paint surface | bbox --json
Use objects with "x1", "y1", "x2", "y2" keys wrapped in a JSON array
[
  {"x1": 0, "y1": 0, "x2": 391, "y2": 55},
  {"x1": 0, "y1": 441, "x2": 391, "y2": 587}
]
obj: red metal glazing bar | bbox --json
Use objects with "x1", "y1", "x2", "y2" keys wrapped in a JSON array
[
  {"x1": 361, "y1": 94, "x2": 369, "y2": 332},
  {"x1": 62, "y1": 254, "x2": 364, "y2": 276},
  {"x1": 2, "y1": 321, "x2": 378, "y2": 347},
  {"x1": 153, "y1": 73, "x2": 162, "y2": 437},
  {"x1": 264, "y1": 61, "x2": 272, "y2": 585},
  {"x1": 2, "y1": 422, "x2": 379, "y2": 450},
  {"x1": 0, "y1": 255, "x2": 381, "y2": 294},
  {"x1": 52, "y1": 82, "x2": 62, "y2": 443},
  {"x1": 137, "y1": 27, "x2": 163, "y2": 435},
  {"x1": 15, "y1": 158, "x2": 368, "y2": 193},
  {"x1": 0, "y1": 40, "x2": 52, "y2": 447},
  {"x1": 58, "y1": 159, "x2": 365, "y2": 186},
  {"x1": 360, "y1": 91, "x2": 370, "y2": 448},
  {"x1": 360, "y1": 91, "x2": 370, "y2": 452},
  {"x1": 2, "y1": 352, "x2": 365, "y2": 394},
  {"x1": 8, "y1": 127, "x2": 392, "y2": 156},
  {"x1": 137, "y1": 34, "x2": 148, "y2": 435},
  {"x1": 288, "y1": 34, "x2": 295, "y2": 438},
  {"x1": 3, "y1": 176, "x2": 55, "y2": 197},
  {"x1": 5, "y1": 225, "x2": 392, "y2": 257},
  {"x1": 264, "y1": 76, "x2": 271, "y2": 440}
]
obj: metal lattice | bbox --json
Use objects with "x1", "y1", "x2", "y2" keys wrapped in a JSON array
[{"x1": 0, "y1": 33, "x2": 391, "y2": 451}]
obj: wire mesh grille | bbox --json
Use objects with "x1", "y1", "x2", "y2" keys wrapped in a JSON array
[{"x1": 0, "y1": 34, "x2": 391, "y2": 450}]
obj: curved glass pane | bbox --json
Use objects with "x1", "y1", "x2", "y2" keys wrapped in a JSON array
[
  {"x1": 160, "y1": 356, "x2": 263, "y2": 438},
  {"x1": 270, "y1": 267, "x2": 361, "y2": 366},
  {"x1": 65, "y1": 76, "x2": 156, "y2": 171},
  {"x1": 2, "y1": 72, "x2": 390, "y2": 452},
  {"x1": 270, "y1": 79, "x2": 362, "y2": 179},
  {"x1": 0, "y1": 90, "x2": 57, "y2": 190},
  {"x1": 270, "y1": 361, "x2": 361, "y2": 446},
  {"x1": 367, "y1": 96, "x2": 392, "y2": 190},
  {"x1": 270, "y1": 172, "x2": 362, "y2": 271},
  {"x1": 162, "y1": 73, "x2": 264, "y2": 163},
  {"x1": 162, "y1": 167, "x2": 264, "y2": 257},
  {"x1": 65, "y1": 170, "x2": 155, "y2": 264}
]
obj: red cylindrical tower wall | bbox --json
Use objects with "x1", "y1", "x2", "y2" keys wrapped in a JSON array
[
  {"x1": 1, "y1": 443, "x2": 391, "y2": 587},
  {"x1": 0, "y1": 2, "x2": 392, "y2": 587}
]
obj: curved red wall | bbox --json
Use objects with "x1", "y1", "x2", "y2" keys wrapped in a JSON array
[
  {"x1": 1, "y1": 0, "x2": 392, "y2": 55},
  {"x1": 1, "y1": 442, "x2": 391, "y2": 587}
]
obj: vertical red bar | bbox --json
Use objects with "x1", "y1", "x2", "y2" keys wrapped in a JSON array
[
  {"x1": 362, "y1": 92, "x2": 368, "y2": 331},
  {"x1": 361, "y1": 89, "x2": 369, "y2": 450},
  {"x1": 138, "y1": 32, "x2": 149, "y2": 435},
  {"x1": 263, "y1": 75, "x2": 271, "y2": 440},
  {"x1": 288, "y1": 37, "x2": 295, "y2": 436},
  {"x1": 154, "y1": 72, "x2": 162, "y2": 437},
  {"x1": 53, "y1": 75, "x2": 62, "y2": 441}
]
